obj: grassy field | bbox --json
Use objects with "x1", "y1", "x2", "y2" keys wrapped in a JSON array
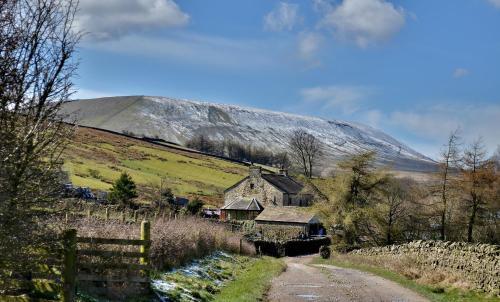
[
  {"x1": 63, "y1": 127, "x2": 249, "y2": 204},
  {"x1": 213, "y1": 256, "x2": 285, "y2": 302},
  {"x1": 313, "y1": 255, "x2": 499, "y2": 302}
]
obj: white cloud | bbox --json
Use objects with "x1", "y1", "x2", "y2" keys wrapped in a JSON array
[
  {"x1": 487, "y1": 0, "x2": 500, "y2": 8},
  {"x1": 82, "y1": 32, "x2": 284, "y2": 70},
  {"x1": 387, "y1": 104, "x2": 500, "y2": 156},
  {"x1": 297, "y1": 31, "x2": 323, "y2": 64},
  {"x1": 318, "y1": 0, "x2": 406, "y2": 48},
  {"x1": 300, "y1": 85, "x2": 373, "y2": 114},
  {"x1": 453, "y1": 68, "x2": 469, "y2": 78},
  {"x1": 264, "y1": 2, "x2": 301, "y2": 32},
  {"x1": 360, "y1": 109, "x2": 383, "y2": 128},
  {"x1": 76, "y1": 0, "x2": 189, "y2": 40}
]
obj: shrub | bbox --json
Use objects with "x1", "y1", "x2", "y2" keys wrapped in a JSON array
[
  {"x1": 320, "y1": 245, "x2": 331, "y2": 259},
  {"x1": 186, "y1": 197, "x2": 204, "y2": 215},
  {"x1": 87, "y1": 168, "x2": 101, "y2": 179},
  {"x1": 153, "y1": 187, "x2": 175, "y2": 209},
  {"x1": 333, "y1": 242, "x2": 360, "y2": 254}
]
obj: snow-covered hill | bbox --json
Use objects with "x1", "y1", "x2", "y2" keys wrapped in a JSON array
[{"x1": 61, "y1": 96, "x2": 437, "y2": 173}]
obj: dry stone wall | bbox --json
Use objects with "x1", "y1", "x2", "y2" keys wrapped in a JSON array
[{"x1": 351, "y1": 240, "x2": 499, "y2": 295}]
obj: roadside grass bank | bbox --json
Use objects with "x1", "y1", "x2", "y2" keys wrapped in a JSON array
[
  {"x1": 213, "y1": 256, "x2": 285, "y2": 302},
  {"x1": 152, "y1": 253, "x2": 284, "y2": 302},
  {"x1": 312, "y1": 254, "x2": 499, "y2": 302}
]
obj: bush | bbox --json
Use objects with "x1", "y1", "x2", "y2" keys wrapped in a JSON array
[
  {"x1": 88, "y1": 168, "x2": 101, "y2": 179},
  {"x1": 186, "y1": 197, "x2": 204, "y2": 215},
  {"x1": 320, "y1": 245, "x2": 331, "y2": 259},
  {"x1": 333, "y1": 242, "x2": 360, "y2": 254}
]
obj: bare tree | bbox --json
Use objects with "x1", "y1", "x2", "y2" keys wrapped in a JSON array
[
  {"x1": 0, "y1": 0, "x2": 80, "y2": 287},
  {"x1": 288, "y1": 129, "x2": 322, "y2": 178},
  {"x1": 380, "y1": 179, "x2": 408, "y2": 245},
  {"x1": 460, "y1": 139, "x2": 495, "y2": 242},
  {"x1": 437, "y1": 129, "x2": 461, "y2": 240},
  {"x1": 275, "y1": 151, "x2": 291, "y2": 169}
]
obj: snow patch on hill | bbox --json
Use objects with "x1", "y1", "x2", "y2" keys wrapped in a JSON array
[{"x1": 61, "y1": 96, "x2": 436, "y2": 172}]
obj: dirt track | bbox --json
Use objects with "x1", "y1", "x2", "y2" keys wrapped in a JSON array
[{"x1": 267, "y1": 255, "x2": 428, "y2": 302}]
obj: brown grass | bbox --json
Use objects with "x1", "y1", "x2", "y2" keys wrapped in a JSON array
[
  {"x1": 334, "y1": 253, "x2": 472, "y2": 291},
  {"x1": 66, "y1": 216, "x2": 255, "y2": 270}
]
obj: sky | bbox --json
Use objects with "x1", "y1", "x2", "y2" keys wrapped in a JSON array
[{"x1": 73, "y1": 0, "x2": 500, "y2": 159}]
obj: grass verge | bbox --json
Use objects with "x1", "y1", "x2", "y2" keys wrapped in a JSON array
[
  {"x1": 312, "y1": 255, "x2": 499, "y2": 302},
  {"x1": 213, "y1": 256, "x2": 285, "y2": 302}
]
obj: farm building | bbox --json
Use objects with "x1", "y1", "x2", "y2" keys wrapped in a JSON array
[
  {"x1": 220, "y1": 198, "x2": 264, "y2": 221},
  {"x1": 223, "y1": 166, "x2": 313, "y2": 218},
  {"x1": 255, "y1": 207, "x2": 322, "y2": 236}
]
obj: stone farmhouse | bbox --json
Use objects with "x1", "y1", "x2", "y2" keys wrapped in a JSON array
[{"x1": 220, "y1": 166, "x2": 316, "y2": 226}]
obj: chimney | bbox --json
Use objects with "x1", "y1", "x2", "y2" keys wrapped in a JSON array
[
  {"x1": 249, "y1": 166, "x2": 262, "y2": 178},
  {"x1": 279, "y1": 168, "x2": 288, "y2": 176}
]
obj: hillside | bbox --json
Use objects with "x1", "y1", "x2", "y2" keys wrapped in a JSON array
[
  {"x1": 61, "y1": 96, "x2": 437, "y2": 173},
  {"x1": 63, "y1": 127, "x2": 249, "y2": 204}
]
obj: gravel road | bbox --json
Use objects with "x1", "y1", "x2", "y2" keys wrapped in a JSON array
[{"x1": 267, "y1": 255, "x2": 429, "y2": 302}]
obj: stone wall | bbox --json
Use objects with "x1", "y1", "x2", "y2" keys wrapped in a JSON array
[{"x1": 351, "y1": 240, "x2": 499, "y2": 295}]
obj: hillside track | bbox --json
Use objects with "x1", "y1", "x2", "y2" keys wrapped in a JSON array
[{"x1": 267, "y1": 255, "x2": 428, "y2": 302}]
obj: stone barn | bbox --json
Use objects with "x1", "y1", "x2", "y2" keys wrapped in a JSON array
[{"x1": 255, "y1": 207, "x2": 322, "y2": 236}]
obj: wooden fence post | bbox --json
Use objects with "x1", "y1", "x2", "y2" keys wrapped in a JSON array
[
  {"x1": 121, "y1": 211, "x2": 125, "y2": 222},
  {"x1": 87, "y1": 209, "x2": 91, "y2": 219},
  {"x1": 105, "y1": 208, "x2": 109, "y2": 221},
  {"x1": 62, "y1": 229, "x2": 77, "y2": 302},
  {"x1": 140, "y1": 220, "x2": 150, "y2": 266},
  {"x1": 239, "y1": 238, "x2": 243, "y2": 255},
  {"x1": 133, "y1": 210, "x2": 138, "y2": 222}
]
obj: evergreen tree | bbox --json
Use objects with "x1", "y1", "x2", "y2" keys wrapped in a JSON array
[
  {"x1": 315, "y1": 151, "x2": 387, "y2": 245},
  {"x1": 109, "y1": 172, "x2": 138, "y2": 207}
]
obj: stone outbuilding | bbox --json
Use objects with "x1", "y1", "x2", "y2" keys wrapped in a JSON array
[
  {"x1": 255, "y1": 207, "x2": 322, "y2": 236},
  {"x1": 220, "y1": 198, "x2": 264, "y2": 221}
]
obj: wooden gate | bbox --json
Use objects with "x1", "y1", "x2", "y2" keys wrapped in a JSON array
[{"x1": 61, "y1": 220, "x2": 151, "y2": 301}]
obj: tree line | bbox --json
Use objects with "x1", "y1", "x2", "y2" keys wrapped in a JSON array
[
  {"x1": 314, "y1": 135, "x2": 499, "y2": 249},
  {"x1": 185, "y1": 134, "x2": 291, "y2": 168}
]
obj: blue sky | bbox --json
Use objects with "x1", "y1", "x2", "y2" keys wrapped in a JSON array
[{"x1": 73, "y1": 0, "x2": 500, "y2": 159}]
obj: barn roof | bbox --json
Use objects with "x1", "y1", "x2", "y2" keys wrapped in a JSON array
[
  {"x1": 221, "y1": 198, "x2": 264, "y2": 211},
  {"x1": 261, "y1": 174, "x2": 303, "y2": 194},
  {"x1": 255, "y1": 207, "x2": 319, "y2": 224}
]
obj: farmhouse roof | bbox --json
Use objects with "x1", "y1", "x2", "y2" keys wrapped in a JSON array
[
  {"x1": 221, "y1": 198, "x2": 264, "y2": 211},
  {"x1": 261, "y1": 174, "x2": 303, "y2": 194},
  {"x1": 255, "y1": 207, "x2": 319, "y2": 224}
]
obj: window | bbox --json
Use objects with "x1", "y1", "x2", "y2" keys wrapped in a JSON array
[{"x1": 250, "y1": 183, "x2": 254, "y2": 189}]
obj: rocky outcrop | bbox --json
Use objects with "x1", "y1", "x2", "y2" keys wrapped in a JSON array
[{"x1": 351, "y1": 240, "x2": 499, "y2": 295}]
